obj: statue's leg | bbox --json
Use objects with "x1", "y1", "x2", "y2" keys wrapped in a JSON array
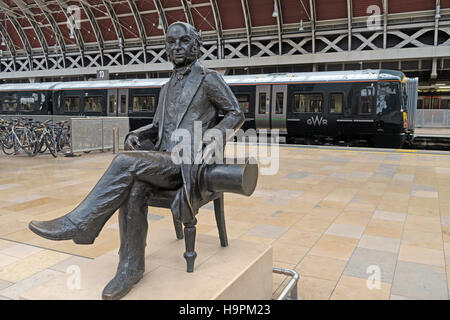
[
  {"x1": 29, "y1": 151, "x2": 181, "y2": 245},
  {"x1": 102, "y1": 180, "x2": 151, "y2": 300}
]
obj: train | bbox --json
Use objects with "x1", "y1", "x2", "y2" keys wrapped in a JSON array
[
  {"x1": 417, "y1": 86, "x2": 450, "y2": 110},
  {"x1": 0, "y1": 69, "x2": 418, "y2": 148}
]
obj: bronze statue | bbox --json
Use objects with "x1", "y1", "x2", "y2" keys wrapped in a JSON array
[{"x1": 28, "y1": 22, "x2": 245, "y2": 300}]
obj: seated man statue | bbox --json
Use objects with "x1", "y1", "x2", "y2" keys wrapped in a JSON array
[{"x1": 28, "y1": 22, "x2": 244, "y2": 300}]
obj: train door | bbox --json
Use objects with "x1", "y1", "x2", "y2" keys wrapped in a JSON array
[
  {"x1": 107, "y1": 89, "x2": 117, "y2": 116},
  {"x1": 118, "y1": 89, "x2": 128, "y2": 116},
  {"x1": 355, "y1": 85, "x2": 376, "y2": 137},
  {"x1": 271, "y1": 85, "x2": 287, "y2": 134},
  {"x1": 422, "y1": 96, "x2": 432, "y2": 109},
  {"x1": 255, "y1": 85, "x2": 271, "y2": 131},
  {"x1": 432, "y1": 96, "x2": 441, "y2": 109},
  {"x1": 107, "y1": 89, "x2": 128, "y2": 116}
]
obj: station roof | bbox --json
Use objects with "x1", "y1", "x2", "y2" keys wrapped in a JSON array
[{"x1": 0, "y1": 0, "x2": 448, "y2": 57}]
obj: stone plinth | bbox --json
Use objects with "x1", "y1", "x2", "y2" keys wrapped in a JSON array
[{"x1": 20, "y1": 229, "x2": 273, "y2": 300}]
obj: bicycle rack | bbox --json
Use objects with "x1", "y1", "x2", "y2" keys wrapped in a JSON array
[{"x1": 272, "y1": 267, "x2": 300, "y2": 300}]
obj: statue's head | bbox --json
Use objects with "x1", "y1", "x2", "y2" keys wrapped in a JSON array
[{"x1": 165, "y1": 22, "x2": 202, "y2": 67}]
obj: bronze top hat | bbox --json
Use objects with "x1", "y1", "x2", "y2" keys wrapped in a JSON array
[{"x1": 198, "y1": 158, "x2": 259, "y2": 198}]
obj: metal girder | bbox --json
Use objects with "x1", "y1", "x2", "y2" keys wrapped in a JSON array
[
  {"x1": 210, "y1": 0, "x2": 223, "y2": 58},
  {"x1": 383, "y1": 0, "x2": 388, "y2": 49},
  {"x1": 152, "y1": 0, "x2": 168, "y2": 35},
  {"x1": 0, "y1": 1, "x2": 33, "y2": 67},
  {"x1": 434, "y1": 0, "x2": 440, "y2": 46},
  {"x1": 274, "y1": 0, "x2": 283, "y2": 55},
  {"x1": 347, "y1": 0, "x2": 352, "y2": 51},
  {"x1": 127, "y1": 0, "x2": 146, "y2": 45},
  {"x1": 34, "y1": 0, "x2": 66, "y2": 55},
  {"x1": 15, "y1": 0, "x2": 48, "y2": 62},
  {"x1": 0, "y1": 19, "x2": 16, "y2": 62},
  {"x1": 209, "y1": 0, "x2": 222, "y2": 39},
  {"x1": 309, "y1": 0, "x2": 316, "y2": 54},
  {"x1": 181, "y1": 0, "x2": 193, "y2": 26},
  {"x1": 79, "y1": 0, "x2": 104, "y2": 51},
  {"x1": 240, "y1": 0, "x2": 252, "y2": 57},
  {"x1": 102, "y1": 0, "x2": 124, "y2": 64}
]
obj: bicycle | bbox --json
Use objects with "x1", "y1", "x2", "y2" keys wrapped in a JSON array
[
  {"x1": 54, "y1": 121, "x2": 71, "y2": 153},
  {"x1": 33, "y1": 120, "x2": 58, "y2": 158},
  {"x1": 1, "y1": 119, "x2": 36, "y2": 156}
]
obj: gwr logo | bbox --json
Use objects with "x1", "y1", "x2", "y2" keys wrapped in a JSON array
[{"x1": 307, "y1": 116, "x2": 328, "y2": 126}]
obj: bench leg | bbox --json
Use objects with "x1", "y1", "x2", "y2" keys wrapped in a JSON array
[
  {"x1": 214, "y1": 194, "x2": 228, "y2": 247},
  {"x1": 172, "y1": 214, "x2": 184, "y2": 240},
  {"x1": 183, "y1": 221, "x2": 197, "y2": 273}
]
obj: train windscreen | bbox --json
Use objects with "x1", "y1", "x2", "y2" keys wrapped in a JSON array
[{"x1": 377, "y1": 82, "x2": 401, "y2": 114}]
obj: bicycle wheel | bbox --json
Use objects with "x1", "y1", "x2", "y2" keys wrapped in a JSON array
[
  {"x1": 19, "y1": 130, "x2": 36, "y2": 156},
  {"x1": 1, "y1": 134, "x2": 16, "y2": 155},
  {"x1": 44, "y1": 134, "x2": 58, "y2": 158},
  {"x1": 58, "y1": 132, "x2": 71, "y2": 153},
  {"x1": 38, "y1": 138, "x2": 48, "y2": 153}
]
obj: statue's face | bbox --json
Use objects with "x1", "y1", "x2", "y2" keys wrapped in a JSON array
[{"x1": 166, "y1": 24, "x2": 197, "y2": 67}]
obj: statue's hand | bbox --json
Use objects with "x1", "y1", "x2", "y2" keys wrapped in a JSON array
[{"x1": 124, "y1": 134, "x2": 141, "y2": 151}]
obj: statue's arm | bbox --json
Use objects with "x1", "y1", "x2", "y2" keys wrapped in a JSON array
[{"x1": 204, "y1": 71, "x2": 245, "y2": 141}]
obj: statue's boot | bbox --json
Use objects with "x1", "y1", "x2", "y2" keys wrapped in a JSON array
[
  {"x1": 102, "y1": 181, "x2": 150, "y2": 300},
  {"x1": 29, "y1": 153, "x2": 140, "y2": 244}
]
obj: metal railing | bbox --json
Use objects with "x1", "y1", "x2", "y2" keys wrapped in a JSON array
[
  {"x1": 415, "y1": 110, "x2": 450, "y2": 128},
  {"x1": 273, "y1": 267, "x2": 300, "y2": 300},
  {"x1": 70, "y1": 117, "x2": 129, "y2": 153}
]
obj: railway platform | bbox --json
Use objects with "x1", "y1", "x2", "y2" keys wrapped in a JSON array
[
  {"x1": 415, "y1": 128, "x2": 450, "y2": 138},
  {"x1": 0, "y1": 145, "x2": 449, "y2": 300}
]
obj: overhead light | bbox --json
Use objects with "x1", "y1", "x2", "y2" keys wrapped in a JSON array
[
  {"x1": 299, "y1": 18, "x2": 304, "y2": 31},
  {"x1": 119, "y1": 37, "x2": 123, "y2": 48},
  {"x1": 69, "y1": 27, "x2": 75, "y2": 39},
  {"x1": 1, "y1": 38, "x2": 5, "y2": 46},
  {"x1": 272, "y1": 2, "x2": 278, "y2": 18},
  {"x1": 157, "y1": 17, "x2": 163, "y2": 30}
]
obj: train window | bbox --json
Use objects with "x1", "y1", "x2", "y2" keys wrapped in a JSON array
[
  {"x1": 442, "y1": 100, "x2": 450, "y2": 110},
  {"x1": 377, "y1": 82, "x2": 400, "y2": 114},
  {"x1": 84, "y1": 96, "x2": 103, "y2": 113},
  {"x1": 329, "y1": 93, "x2": 344, "y2": 113},
  {"x1": 359, "y1": 87, "x2": 375, "y2": 114},
  {"x1": 63, "y1": 97, "x2": 80, "y2": 112},
  {"x1": 293, "y1": 93, "x2": 323, "y2": 113},
  {"x1": 258, "y1": 92, "x2": 267, "y2": 113},
  {"x1": 19, "y1": 93, "x2": 38, "y2": 111},
  {"x1": 432, "y1": 98, "x2": 440, "y2": 109},
  {"x1": 109, "y1": 95, "x2": 116, "y2": 114},
  {"x1": 417, "y1": 99, "x2": 423, "y2": 109},
  {"x1": 275, "y1": 93, "x2": 284, "y2": 114},
  {"x1": 133, "y1": 95, "x2": 156, "y2": 112},
  {"x1": 120, "y1": 95, "x2": 127, "y2": 114},
  {"x1": 423, "y1": 97, "x2": 431, "y2": 109},
  {"x1": 2, "y1": 94, "x2": 18, "y2": 112},
  {"x1": 236, "y1": 94, "x2": 250, "y2": 113}
]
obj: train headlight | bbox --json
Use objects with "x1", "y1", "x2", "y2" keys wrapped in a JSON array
[{"x1": 403, "y1": 111, "x2": 408, "y2": 129}]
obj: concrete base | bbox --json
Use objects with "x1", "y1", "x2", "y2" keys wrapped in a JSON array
[{"x1": 20, "y1": 229, "x2": 273, "y2": 300}]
